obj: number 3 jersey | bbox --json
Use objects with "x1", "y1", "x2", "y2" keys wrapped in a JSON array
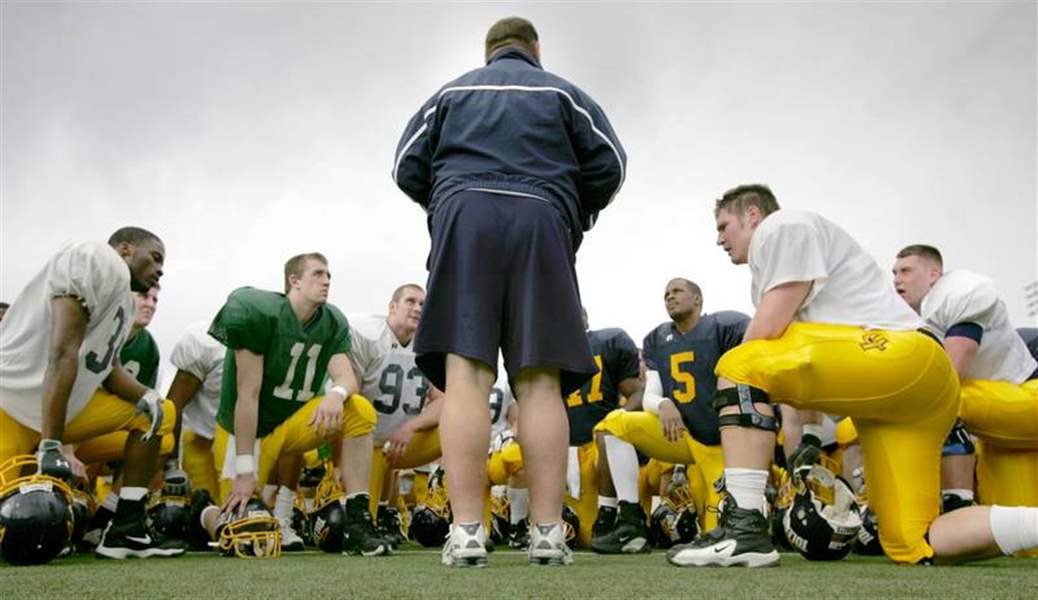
[
  {"x1": 0, "y1": 241, "x2": 136, "y2": 431},
  {"x1": 566, "y1": 328, "x2": 640, "y2": 446},
  {"x1": 347, "y1": 314, "x2": 429, "y2": 443},
  {"x1": 642, "y1": 311, "x2": 750, "y2": 445},
  {"x1": 209, "y1": 287, "x2": 351, "y2": 438}
]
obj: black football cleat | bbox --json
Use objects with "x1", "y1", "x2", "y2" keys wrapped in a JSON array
[
  {"x1": 342, "y1": 495, "x2": 390, "y2": 557},
  {"x1": 96, "y1": 515, "x2": 186, "y2": 559},
  {"x1": 591, "y1": 501, "x2": 649, "y2": 554},
  {"x1": 376, "y1": 505, "x2": 405, "y2": 549},
  {"x1": 666, "y1": 501, "x2": 779, "y2": 568}
]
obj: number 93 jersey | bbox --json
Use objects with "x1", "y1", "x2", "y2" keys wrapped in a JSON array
[
  {"x1": 642, "y1": 311, "x2": 749, "y2": 445},
  {"x1": 566, "y1": 328, "x2": 640, "y2": 446},
  {"x1": 0, "y1": 241, "x2": 135, "y2": 432},
  {"x1": 347, "y1": 315, "x2": 429, "y2": 443},
  {"x1": 210, "y1": 287, "x2": 351, "y2": 438}
]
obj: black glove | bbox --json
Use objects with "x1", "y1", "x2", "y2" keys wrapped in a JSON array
[
  {"x1": 37, "y1": 439, "x2": 73, "y2": 483},
  {"x1": 788, "y1": 432, "x2": 822, "y2": 471}
]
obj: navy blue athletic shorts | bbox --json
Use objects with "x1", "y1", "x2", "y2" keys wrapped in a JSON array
[{"x1": 414, "y1": 188, "x2": 596, "y2": 396}]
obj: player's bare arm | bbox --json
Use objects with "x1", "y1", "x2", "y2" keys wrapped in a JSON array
[
  {"x1": 741, "y1": 281, "x2": 812, "y2": 343},
  {"x1": 386, "y1": 390, "x2": 443, "y2": 464},
  {"x1": 165, "y1": 369, "x2": 203, "y2": 461},
  {"x1": 618, "y1": 376, "x2": 643, "y2": 412},
  {"x1": 225, "y1": 347, "x2": 263, "y2": 517},
  {"x1": 943, "y1": 336, "x2": 979, "y2": 381},
  {"x1": 310, "y1": 352, "x2": 360, "y2": 438},
  {"x1": 39, "y1": 296, "x2": 89, "y2": 441}
]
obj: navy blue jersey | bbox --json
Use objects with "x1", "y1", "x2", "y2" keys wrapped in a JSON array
[
  {"x1": 566, "y1": 328, "x2": 640, "y2": 446},
  {"x1": 642, "y1": 312, "x2": 749, "y2": 445}
]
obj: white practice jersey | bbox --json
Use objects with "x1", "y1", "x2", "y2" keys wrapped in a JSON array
[
  {"x1": 749, "y1": 210, "x2": 923, "y2": 331},
  {"x1": 348, "y1": 315, "x2": 429, "y2": 442},
  {"x1": 489, "y1": 384, "x2": 514, "y2": 442},
  {"x1": 0, "y1": 241, "x2": 136, "y2": 431},
  {"x1": 922, "y1": 270, "x2": 1037, "y2": 384},
  {"x1": 171, "y1": 321, "x2": 226, "y2": 439}
]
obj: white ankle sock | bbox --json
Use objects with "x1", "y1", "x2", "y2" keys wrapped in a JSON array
[
  {"x1": 508, "y1": 487, "x2": 529, "y2": 524},
  {"x1": 990, "y1": 505, "x2": 1038, "y2": 555},
  {"x1": 274, "y1": 486, "x2": 295, "y2": 521},
  {"x1": 603, "y1": 436, "x2": 640, "y2": 503},
  {"x1": 943, "y1": 488, "x2": 974, "y2": 502},
  {"x1": 102, "y1": 491, "x2": 119, "y2": 512},
  {"x1": 119, "y1": 486, "x2": 147, "y2": 502},
  {"x1": 723, "y1": 468, "x2": 768, "y2": 513},
  {"x1": 597, "y1": 496, "x2": 617, "y2": 509}
]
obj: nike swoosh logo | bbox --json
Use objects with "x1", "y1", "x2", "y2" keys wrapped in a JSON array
[
  {"x1": 127, "y1": 535, "x2": 152, "y2": 545},
  {"x1": 713, "y1": 541, "x2": 735, "y2": 554}
]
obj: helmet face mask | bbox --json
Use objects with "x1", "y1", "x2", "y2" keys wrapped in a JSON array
[
  {"x1": 216, "y1": 499, "x2": 281, "y2": 559},
  {"x1": 782, "y1": 463, "x2": 862, "y2": 561},
  {"x1": 0, "y1": 455, "x2": 75, "y2": 566}
]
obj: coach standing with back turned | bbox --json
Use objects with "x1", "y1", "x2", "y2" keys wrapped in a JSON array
[{"x1": 392, "y1": 16, "x2": 626, "y2": 567}]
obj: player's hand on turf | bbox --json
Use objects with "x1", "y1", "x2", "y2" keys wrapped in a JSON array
[
  {"x1": 222, "y1": 473, "x2": 257, "y2": 518},
  {"x1": 135, "y1": 389, "x2": 165, "y2": 441},
  {"x1": 310, "y1": 393, "x2": 344, "y2": 439},
  {"x1": 163, "y1": 458, "x2": 191, "y2": 496},
  {"x1": 386, "y1": 422, "x2": 416, "y2": 464},
  {"x1": 658, "y1": 399, "x2": 687, "y2": 442}
]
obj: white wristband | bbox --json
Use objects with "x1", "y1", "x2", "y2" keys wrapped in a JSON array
[
  {"x1": 643, "y1": 393, "x2": 667, "y2": 415},
  {"x1": 328, "y1": 385, "x2": 348, "y2": 400},
  {"x1": 235, "y1": 454, "x2": 256, "y2": 475}
]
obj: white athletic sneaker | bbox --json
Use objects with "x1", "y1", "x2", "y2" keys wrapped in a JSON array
[
  {"x1": 276, "y1": 517, "x2": 305, "y2": 552},
  {"x1": 528, "y1": 522, "x2": 573, "y2": 566},
  {"x1": 441, "y1": 522, "x2": 488, "y2": 568}
]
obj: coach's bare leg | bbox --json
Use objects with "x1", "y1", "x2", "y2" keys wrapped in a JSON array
[
  {"x1": 514, "y1": 367, "x2": 566, "y2": 524},
  {"x1": 440, "y1": 353, "x2": 495, "y2": 523}
]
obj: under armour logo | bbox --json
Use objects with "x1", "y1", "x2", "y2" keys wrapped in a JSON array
[{"x1": 859, "y1": 332, "x2": 889, "y2": 352}]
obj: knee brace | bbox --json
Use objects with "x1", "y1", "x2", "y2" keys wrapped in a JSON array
[{"x1": 712, "y1": 384, "x2": 779, "y2": 432}]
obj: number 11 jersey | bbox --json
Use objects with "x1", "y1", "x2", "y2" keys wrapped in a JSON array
[{"x1": 210, "y1": 287, "x2": 351, "y2": 438}]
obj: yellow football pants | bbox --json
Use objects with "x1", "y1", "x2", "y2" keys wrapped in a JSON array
[
  {"x1": 368, "y1": 428, "x2": 441, "y2": 517},
  {"x1": 563, "y1": 441, "x2": 600, "y2": 549},
  {"x1": 716, "y1": 322, "x2": 959, "y2": 565},
  {"x1": 180, "y1": 428, "x2": 220, "y2": 496},
  {"x1": 0, "y1": 389, "x2": 176, "y2": 465},
  {"x1": 212, "y1": 394, "x2": 376, "y2": 503},
  {"x1": 595, "y1": 409, "x2": 725, "y2": 531},
  {"x1": 959, "y1": 379, "x2": 1038, "y2": 450}
]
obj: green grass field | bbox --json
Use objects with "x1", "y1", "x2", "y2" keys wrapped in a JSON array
[{"x1": 2, "y1": 548, "x2": 1035, "y2": 599}]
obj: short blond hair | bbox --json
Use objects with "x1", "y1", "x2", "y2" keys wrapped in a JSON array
[
  {"x1": 284, "y1": 252, "x2": 328, "y2": 293},
  {"x1": 485, "y1": 17, "x2": 538, "y2": 59}
]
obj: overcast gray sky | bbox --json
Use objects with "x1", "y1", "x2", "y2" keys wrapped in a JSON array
[{"x1": 2, "y1": 2, "x2": 1035, "y2": 380}]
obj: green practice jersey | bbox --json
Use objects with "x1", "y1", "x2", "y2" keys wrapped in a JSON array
[
  {"x1": 210, "y1": 287, "x2": 351, "y2": 438},
  {"x1": 120, "y1": 329, "x2": 160, "y2": 388}
]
